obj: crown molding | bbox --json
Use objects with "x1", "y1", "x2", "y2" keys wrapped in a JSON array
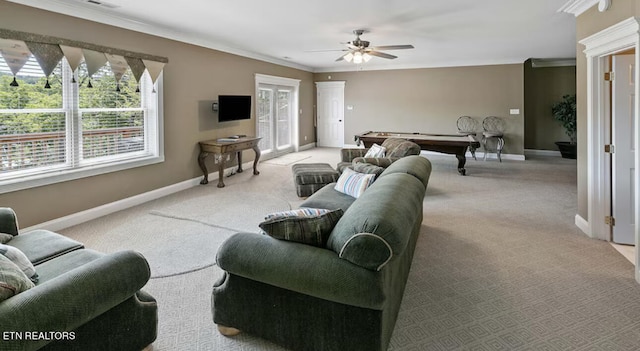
[
  {"x1": 558, "y1": 0, "x2": 611, "y2": 17},
  {"x1": 530, "y1": 58, "x2": 576, "y2": 67}
]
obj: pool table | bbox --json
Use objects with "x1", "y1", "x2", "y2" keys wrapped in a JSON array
[{"x1": 355, "y1": 131, "x2": 480, "y2": 175}]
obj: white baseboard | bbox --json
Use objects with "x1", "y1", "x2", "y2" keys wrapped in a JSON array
[
  {"x1": 298, "y1": 142, "x2": 317, "y2": 151},
  {"x1": 525, "y1": 149, "x2": 562, "y2": 157},
  {"x1": 575, "y1": 214, "x2": 591, "y2": 237},
  {"x1": 418, "y1": 150, "x2": 526, "y2": 161},
  {"x1": 22, "y1": 162, "x2": 251, "y2": 233}
]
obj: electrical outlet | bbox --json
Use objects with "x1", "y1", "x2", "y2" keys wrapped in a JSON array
[{"x1": 510, "y1": 109, "x2": 520, "y2": 115}]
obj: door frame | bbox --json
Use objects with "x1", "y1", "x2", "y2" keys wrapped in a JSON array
[
  {"x1": 255, "y1": 74, "x2": 300, "y2": 155},
  {"x1": 580, "y1": 17, "x2": 640, "y2": 281}
]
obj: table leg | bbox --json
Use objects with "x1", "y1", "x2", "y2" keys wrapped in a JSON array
[
  {"x1": 217, "y1": 153, "x2": 226, "y2": 188},
  {"x1": 456, "y1": 153, "x2": 467, "y2": 176},
  {"x1": 252, "y1": 146, "x2": 261, "y2": 175},
  {"x1": 236, "y1": 151, "x2": 243, "y2": 173},
  {"x1": 198, "y1": 151, "x2": 209, "y2": 184},
  {"x1": 468, "y1": 144, "x2": 477, "y2": 160}
]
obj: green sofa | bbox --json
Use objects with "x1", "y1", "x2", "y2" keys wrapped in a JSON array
[
  {"x1": 212, "y1": 155, "x2": 432, "y2": 351},
  {"x1": 0, "y1": 208, "x2": 157, "y2": 351}
]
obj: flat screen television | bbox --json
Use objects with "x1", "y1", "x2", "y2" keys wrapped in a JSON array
[{"x1": 218, "y1": 95, "x2": 251, "y2": 122}]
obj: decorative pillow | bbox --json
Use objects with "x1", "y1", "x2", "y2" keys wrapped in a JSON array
[
  {"x1": 260, "y1": 208, "x2": 344, "y2": 247},
  {"x1": 363, "y1": 143, "x2": 386, "y2": 158},
  {"x1": 334, "y1": 168, "x2": 376, "y2": 198},
  {"x1": 0, "y1": 244, "x2": 39, "y2": 283},
  {"x1": 0, "y1": 254, "x2": 35, "y2": 301},
  {"x1": 0, "y1": 233, "x2": 13, "y2": 244}
]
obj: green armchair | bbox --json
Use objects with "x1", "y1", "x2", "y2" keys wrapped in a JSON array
[
  {"x1": 337, "y1": 137, "x2": 421, "y2": 173},
  {"x1": 0, "y1": 208, "x2": 157, "y2": 351}
]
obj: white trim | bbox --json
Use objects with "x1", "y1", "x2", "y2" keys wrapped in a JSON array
[
  {"x1": 530, "y1": 59, "x2": 577, "y2": 68},
  {"x1": 558, "y1": 0, "x2": 610, "y2": 17},
  {"x1": 580, "y1": 17, "x2": 639, "y2": 242},
  {"x1": 575, "y1": 214, "x2": 591, "y2": 236},
  {"x1": 0, "y1": 67, "x2": 165, "y2": 195},
  {"x1": 524, "y1": 149, "x2": 562, "y2": 157},
  {"x1": 418, "y1": 150, "x2": 526, "y2": 161},
  {"x1": 298, "y1": 142, "x2": 317, "y2": 151},
  {"x1": 255, "y1": 74, "x2": 301, "y2": 153},
  {"x1": 579, "y1": 17, "x2": 640, "y2": 281}
]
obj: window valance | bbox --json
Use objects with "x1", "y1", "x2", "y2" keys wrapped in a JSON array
[{"x1": 0, "y1": 28, "x2": 168, "y2": 89}]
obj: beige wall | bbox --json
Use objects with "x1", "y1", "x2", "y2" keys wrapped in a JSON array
[
  {"x1": 313, "y1": 64, "x2": 525, "y2": 154},
  {"x1": 575, "y1": 0, "x2": 637, "y2": 220},
  {"x1": 0, "y1": 1, "x2": 315, "y2": 227},
  {"x1": 523, "y1": 59, "x2": 576, "y2": 150}
]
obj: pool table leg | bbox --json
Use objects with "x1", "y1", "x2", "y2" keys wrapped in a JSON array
[{"x1": 456, "y1": 154, "x2": 467, "y2": 176}]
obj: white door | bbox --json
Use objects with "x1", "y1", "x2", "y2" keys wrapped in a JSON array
[
  {"x1": 612, "y1": 54, "x2": 636, "y2": 244},
  {"x1": 257, "y1": 84, "x2": 295, "y2": 158},
  {"x1": 316, "y1": 81, "x2": 345, "y2": 147}
]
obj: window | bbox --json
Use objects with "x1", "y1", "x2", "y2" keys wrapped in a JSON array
[{"x1": 0, "y1": 56, "x2": 163, "y2": 194}]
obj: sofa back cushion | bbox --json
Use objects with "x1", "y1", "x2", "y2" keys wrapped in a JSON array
[
  {"x1": 380, "y1": 138, "x2": 421, "y2": 158},
  {"x1": 326, "y1": 172, "x2": 426, "y2": 271},
  {"x1": 378, "y1": 155, "x2": 432, "y2": 188}
]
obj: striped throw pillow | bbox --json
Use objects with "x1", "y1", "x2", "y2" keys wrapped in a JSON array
[
  {"x1": 334, "y1": 168, "x2": 376, "y2": 198},
  {"x1": 260, "y1": 208, "x2": 344, "y2": 247}
]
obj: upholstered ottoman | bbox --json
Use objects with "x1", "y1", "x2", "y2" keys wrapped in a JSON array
[{"x1": 292, "y1": 163, "x2": 340, "y2": 197}]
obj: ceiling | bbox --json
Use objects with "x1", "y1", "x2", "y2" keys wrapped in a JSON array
[{"x1": 8, "y1": 0, "x2": 577, "y2": 73}]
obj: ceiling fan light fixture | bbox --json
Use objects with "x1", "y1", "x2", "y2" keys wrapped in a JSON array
[
  {"x1": 353, "y1": 51, "x2": 363, "y2": 64},
  {"x1": 362, "y1": 52, "x2": 372, "y2": 62},
  {"x1": 344, "y1": 52, "x2": 354, "y2": 62}
]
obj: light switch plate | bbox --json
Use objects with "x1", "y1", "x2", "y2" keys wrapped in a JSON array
[{"x1": 510, "y1": 109, "x2": 520, "y2": 115}]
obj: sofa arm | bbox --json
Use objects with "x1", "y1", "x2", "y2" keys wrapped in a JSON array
[
  {"x1": 216, "y1": 232, "x2": 385, "y2": 310},
  {"x1": 340, "y1": 148, "x2": 368, "y2": 162},
  {"x1": 0, "y1": 207, "x2": 19, "y2": 236},
  {"x1": 352, "y1": 157, "x2": 397, "y2": 168},
  {"x1": 0, "y1": 250, "x2": 151, "y2": 351}
]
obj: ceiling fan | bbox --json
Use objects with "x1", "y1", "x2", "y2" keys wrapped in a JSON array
[{"x1": 333, "y1": 29, "x2": 414, "y2": 63}]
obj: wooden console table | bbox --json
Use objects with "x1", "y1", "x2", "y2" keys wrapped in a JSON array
[{"x1": 198, "y1": 137, "x2": 261, "y2": 188}]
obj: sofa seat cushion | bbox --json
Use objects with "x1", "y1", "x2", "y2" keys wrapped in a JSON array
[
  {"x1": 6, "y1": 229, "x2": 83, "y2": 265},
  {"x1": 34, "y1": 249, "x2": 105, "y2": 285},
  {"x1": 300, "y1": 183, "x2": 356, "y2": 212},
  {"x1": 327, "y1": 173, "x2": 426, "y2": 271}
]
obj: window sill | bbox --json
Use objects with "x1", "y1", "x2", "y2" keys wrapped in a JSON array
[{"x1": 0, "y1": 155, "x2": 165, "y2": 195}]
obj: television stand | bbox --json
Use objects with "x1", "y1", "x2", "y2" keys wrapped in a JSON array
[{"x1": 198, "y1": 136, "x2": 261, "y2": 188}]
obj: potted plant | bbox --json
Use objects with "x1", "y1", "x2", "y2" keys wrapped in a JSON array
[{"x1": 552, "y1": 94, "x2": 577, "y2": 159}]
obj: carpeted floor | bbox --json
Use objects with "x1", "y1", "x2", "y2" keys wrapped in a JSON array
[{"x1": 59, "y1": 148, "x2": 640, "y2": 351}]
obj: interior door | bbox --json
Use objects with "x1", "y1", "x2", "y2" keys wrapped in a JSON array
[
  {"x1": 612, "y1": 54, "x2": 636, "y2": 244},
  {"x1": 257, "y1": 84, "x2": 294, "y2": 159},
  {"x1": 316, "y1": 81, "x2": 345, "y2": 147}
]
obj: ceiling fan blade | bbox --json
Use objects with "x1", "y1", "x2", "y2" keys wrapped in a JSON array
[
  {"x1": 370, "y1": 45, "x2": 414, "y2": 50},
  {"x1": 305, "y1": 49, "x2": 348, "y2": 52},
  {"x1": 336, "y1": 52, "x2": 351, "y2": 62},
  {"x1": 368, "y1": 51, "x2": 397, "y2": 59}
]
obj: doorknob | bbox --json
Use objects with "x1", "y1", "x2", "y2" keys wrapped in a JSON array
[{"x1": 339, "y1": 120, "x2": 342, "y2": 122}]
